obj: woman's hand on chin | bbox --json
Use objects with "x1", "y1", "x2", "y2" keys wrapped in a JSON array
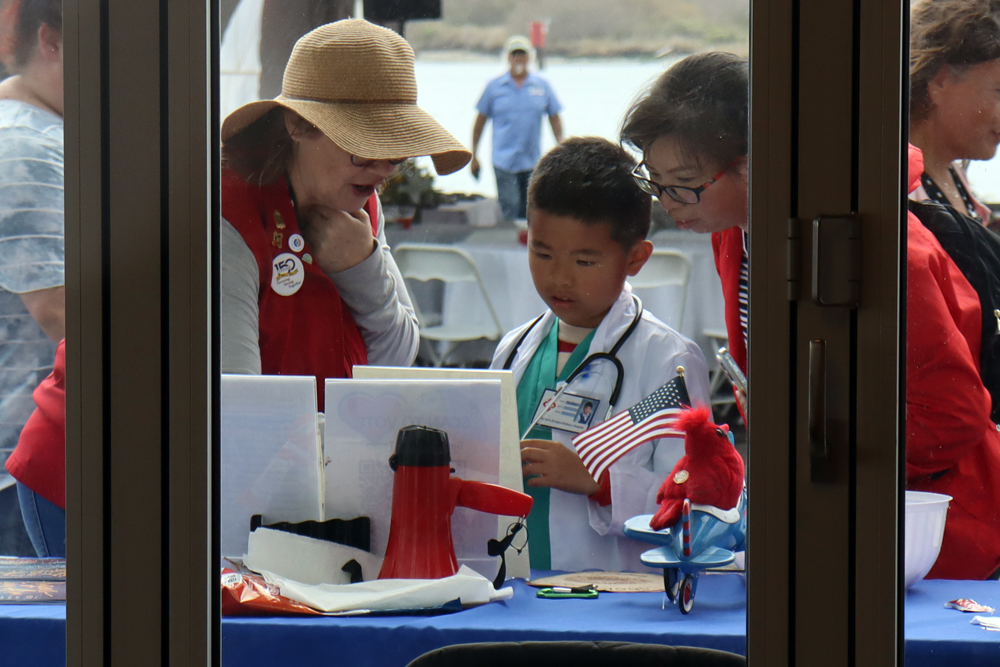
[{"x1": 300, "y1": 207, "x2": 376, "y2": 274}]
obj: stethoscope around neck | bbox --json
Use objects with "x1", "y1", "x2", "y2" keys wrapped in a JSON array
[{"x1": 504, "y1": 295, "x2": 644, "y2": 433}]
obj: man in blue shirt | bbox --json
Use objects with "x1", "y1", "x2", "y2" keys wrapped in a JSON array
[{"x1": 471, "y1": 36, "x2": 563, "y2": 221}]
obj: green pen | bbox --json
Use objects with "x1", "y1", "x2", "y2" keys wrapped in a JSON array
[{"x1": 536, "y1": 585, "x2": 599, "y2": 599}]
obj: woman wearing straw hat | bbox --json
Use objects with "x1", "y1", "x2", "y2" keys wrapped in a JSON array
[{"x1": 220, "y1": 19, "x2": 470, "y2": 401}]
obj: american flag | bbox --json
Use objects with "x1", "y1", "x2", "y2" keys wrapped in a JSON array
[{"x1": 572, "y1": 372, "x2": 690, "y2": 482}]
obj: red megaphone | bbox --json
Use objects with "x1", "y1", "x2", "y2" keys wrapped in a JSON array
[{"x1": 378, "y1": 425, "x2": 533, "y2": 580}]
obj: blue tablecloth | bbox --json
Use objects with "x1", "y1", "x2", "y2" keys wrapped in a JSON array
[
  {"x1": 903, "y1": 578, "x2": 1000, "y2": 666},
  {"x1": 3, "y1": 574, "x2": 1000, "y2": 666}
]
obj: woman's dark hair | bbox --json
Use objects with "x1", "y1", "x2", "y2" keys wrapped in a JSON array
[
  {"x1": 910, "y1": 0, "x2": 1000, "y2": 122},
  {"x1": 527, "y1": 136, "x2": 652, "y2": 249},
  {"x1": 221, "y1": 107, "x2": 294, "y2": 184},
  {"x1": 0, "y1": 0, "x2": 62, "y2": 71},
  {"x1": 621, "y1": 52, "x2": 748, "y2": 171}
]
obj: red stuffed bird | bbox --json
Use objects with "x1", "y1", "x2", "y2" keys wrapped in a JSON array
[{"x1": 649, "y1": 406, "x2": 745, "y2": 531}]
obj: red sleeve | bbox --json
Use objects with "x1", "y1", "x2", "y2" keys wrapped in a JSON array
[
  {"x1": 905, "y1": 216, "x2": 992, "y2": 480},
  {"x1": 5, "y1": 340, "x2": 67, "y2": 509},
  {"x1": 588, "y1": 469, "x2": 612, "y2": 507}
]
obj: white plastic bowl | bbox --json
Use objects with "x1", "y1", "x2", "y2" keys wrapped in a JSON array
[{"x1": 905, "y1": 490, "x2": 951, "y2": 589}]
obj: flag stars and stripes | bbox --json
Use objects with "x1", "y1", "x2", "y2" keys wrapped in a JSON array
[{"x1": 572, "y1": 373, "x2": 691, "y2": 482}]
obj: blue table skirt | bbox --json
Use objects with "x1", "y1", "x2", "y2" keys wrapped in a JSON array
[
  {"x1": 223, "y1": 573, "x2": 747, "y2": 666},
  {"x1": 3, "y1": 574, "x2": 1000, "y2": 666}
]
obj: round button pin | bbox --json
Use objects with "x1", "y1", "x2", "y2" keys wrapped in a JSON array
[
  {"x1": 270, "y1": 252, "x2": 304, "y2": 296},
  {"x1": 289, "y1": 233, "x2": 305, "y2": 253}
]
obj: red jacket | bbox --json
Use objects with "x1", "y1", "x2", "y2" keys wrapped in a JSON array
[
  {"x1": 222, "y1": 169, "x2": 374, "y2": 406},
  {"x1": 709, "y1": 147, "x2": 1000, "y2": 578},
  {"x1": 906, "y1": 145, "x2": 1000, "y2": 579},
  {"x1": 5, "y1": 340, "x2": 66, "y2": 509}
]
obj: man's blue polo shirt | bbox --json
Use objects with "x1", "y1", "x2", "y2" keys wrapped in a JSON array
[{"x1": 476, "y1": 71, "x2": 562, "y2": 173}]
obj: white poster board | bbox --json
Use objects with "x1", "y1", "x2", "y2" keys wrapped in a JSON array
[
  {"x1": 325, "y1": 378, "x2": 503, "y2": 580},
  {"x1": 220, "y1": 374, "x2": 322, "y2": 561},
  {"x1": 353, "y1": 366, "x2": 529, "y2": 579}
]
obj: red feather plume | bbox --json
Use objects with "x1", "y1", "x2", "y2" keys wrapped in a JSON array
[{"x1": 670, "y1": 405, "x2": 714, "y2": 434}]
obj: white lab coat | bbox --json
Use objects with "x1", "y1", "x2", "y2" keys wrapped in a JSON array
[{"x1": 490, "y1": 285, "x2": 711, "y2": 572}]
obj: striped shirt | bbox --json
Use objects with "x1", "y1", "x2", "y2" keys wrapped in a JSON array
[
  {"x1": 556, "y1": 320, "x2": 593, "y2": 375},
  {"x1": 738, "y1": 231, "x2": 749, "y2": 352},
  {"x1": 0, "y1": 100, "x2": 64, "y2": 478}
]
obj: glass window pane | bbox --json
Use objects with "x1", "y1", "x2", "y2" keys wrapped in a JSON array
[
  {"x1": 219, "y1": 1, "x2": 748, "y2": 664},
  {"x1": 904, "y1": 0, "x2": 1000, "y2": 661}
]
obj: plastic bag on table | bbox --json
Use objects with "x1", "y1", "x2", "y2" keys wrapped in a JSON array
[{"x1": 221, "y1": 568, "x2": 320, "y2": 616}]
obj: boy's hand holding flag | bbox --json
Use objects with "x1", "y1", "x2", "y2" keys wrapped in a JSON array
[{"x1": 571, "y1": 368, "x2": 691, "y2": 483}]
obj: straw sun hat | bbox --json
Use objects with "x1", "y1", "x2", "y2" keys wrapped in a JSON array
[{"x1": 221, "y1": 19, "x2": 471, "y2": 176}]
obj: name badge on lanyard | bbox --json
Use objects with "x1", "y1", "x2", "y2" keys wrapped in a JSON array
[{"x1": 532, "y1": 387, "x2": 603, "y2": 434}]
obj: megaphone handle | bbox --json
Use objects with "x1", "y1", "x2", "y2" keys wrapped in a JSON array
[{"x1": 455, "y1": 480, "x2": 533, "y2": 518}]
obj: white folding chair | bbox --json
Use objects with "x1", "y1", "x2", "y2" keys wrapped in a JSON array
[
  {"x1": 630, "y1": 249, "x2": 693, "y2": 330},
  {"x1": 392, "y1": 244, "x2": 504, "y2": 367}
]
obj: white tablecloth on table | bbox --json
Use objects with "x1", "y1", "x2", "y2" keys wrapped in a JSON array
[{"x1": 387, "y1": 226, "x2": 727, "y2": 365}]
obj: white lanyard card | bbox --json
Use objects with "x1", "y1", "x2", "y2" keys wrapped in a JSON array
[{"x1": 531, "y1": 388, "x2": 603, "y2": 434}]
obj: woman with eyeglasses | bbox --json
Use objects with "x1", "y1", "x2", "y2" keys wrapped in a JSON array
[
  {"x1": 220, "y1": 20, "x2": 470, "y2": 400},
  {"x1": 621, "y1": 52, "x2": 750, "y2": 396},
  {"x1": 621, "y1": 51, "x2": 1000, "y2": 579}
]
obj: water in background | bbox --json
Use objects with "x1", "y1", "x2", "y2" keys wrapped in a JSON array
[
  {"x1": 966, "y1": 160, "x2": 1000, "y2": 204},
  {"x1": 412, "y1": 57, "x2": 673, "y2": 198},
  {"x1": 219, "y1": 48, "x2": 1000, "y2": 204}
]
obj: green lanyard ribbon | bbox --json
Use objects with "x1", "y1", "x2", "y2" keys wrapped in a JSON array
[{"x1": 514, "y1": 320, "x2": 596, "y2": 569}]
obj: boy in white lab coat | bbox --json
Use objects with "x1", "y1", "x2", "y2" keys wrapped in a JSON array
[{"x1": 490, "y1": 137, "x2": 710, "y2": 572}]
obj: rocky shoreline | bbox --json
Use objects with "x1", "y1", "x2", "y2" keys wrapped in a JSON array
[{"x1": 404, "y1": 22, "x2": 748, "y2": 60}]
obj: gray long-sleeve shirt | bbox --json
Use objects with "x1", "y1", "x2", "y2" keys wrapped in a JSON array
[{"x1": 220, "y1": 197, "x2": 419, "y2": 376}]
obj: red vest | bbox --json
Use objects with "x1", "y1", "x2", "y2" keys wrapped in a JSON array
[
  {"x1": 711, "y1": 227, "x2": 747, "y2": 376},
  {"x1": 222, "y1": 169, "x2": 374, "y2": 407}
]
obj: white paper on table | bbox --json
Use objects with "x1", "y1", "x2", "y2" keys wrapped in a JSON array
[
  {"x1": 324, "y1": 378, "x2": 503, "y2": 580},
  {"x1": 971, "y1": 615, "x2": 1000, "y2": 630},
  {"x1": 244, "y1": 527, "x2": 384, "y2": 586},
  {"x1": 260, "y1": 565, "x2": 513, "y2": 613},
  {"x1": 352, "y1": 366, "x2": 529, "y2": 580},
  {"x1": 220, "y1": 375, "x2": 322, "y2": 563}
]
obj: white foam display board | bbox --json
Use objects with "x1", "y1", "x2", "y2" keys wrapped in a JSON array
[
  {"x1": 220, "y1": 374, "x2": 322, "y2": 562},
  {"x1": 325, "y1": 378, "x2": 503, "y2": 580},
  {"x1": 352, "y1": 366, "x2": 529, "y2": 579}
]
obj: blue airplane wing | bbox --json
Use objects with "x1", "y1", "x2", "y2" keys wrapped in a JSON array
[
  {"x1": 640, "y1": 545, "x2": 736, "y2": 569},
  {"x1": 623, "y1": 514, "x2": 674, "y2": 547}
]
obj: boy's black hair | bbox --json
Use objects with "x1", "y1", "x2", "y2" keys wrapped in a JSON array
[{"x1": 527, "y1": 136, "x2": 651, "y2": 249}]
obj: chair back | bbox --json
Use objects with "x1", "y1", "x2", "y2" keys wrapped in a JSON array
[
  {"x1": 392, "y1": 244, "x2": 505, "y2": 356},
  {"x1": 394, "y1": 244, "x2": 484, "y2": 284},
  {"x1": 630, "y1": 249, "x2": 693, "y2": 329},
  {"x1": 406, "y1": 641, "x2": 746, "y2": 667}
]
